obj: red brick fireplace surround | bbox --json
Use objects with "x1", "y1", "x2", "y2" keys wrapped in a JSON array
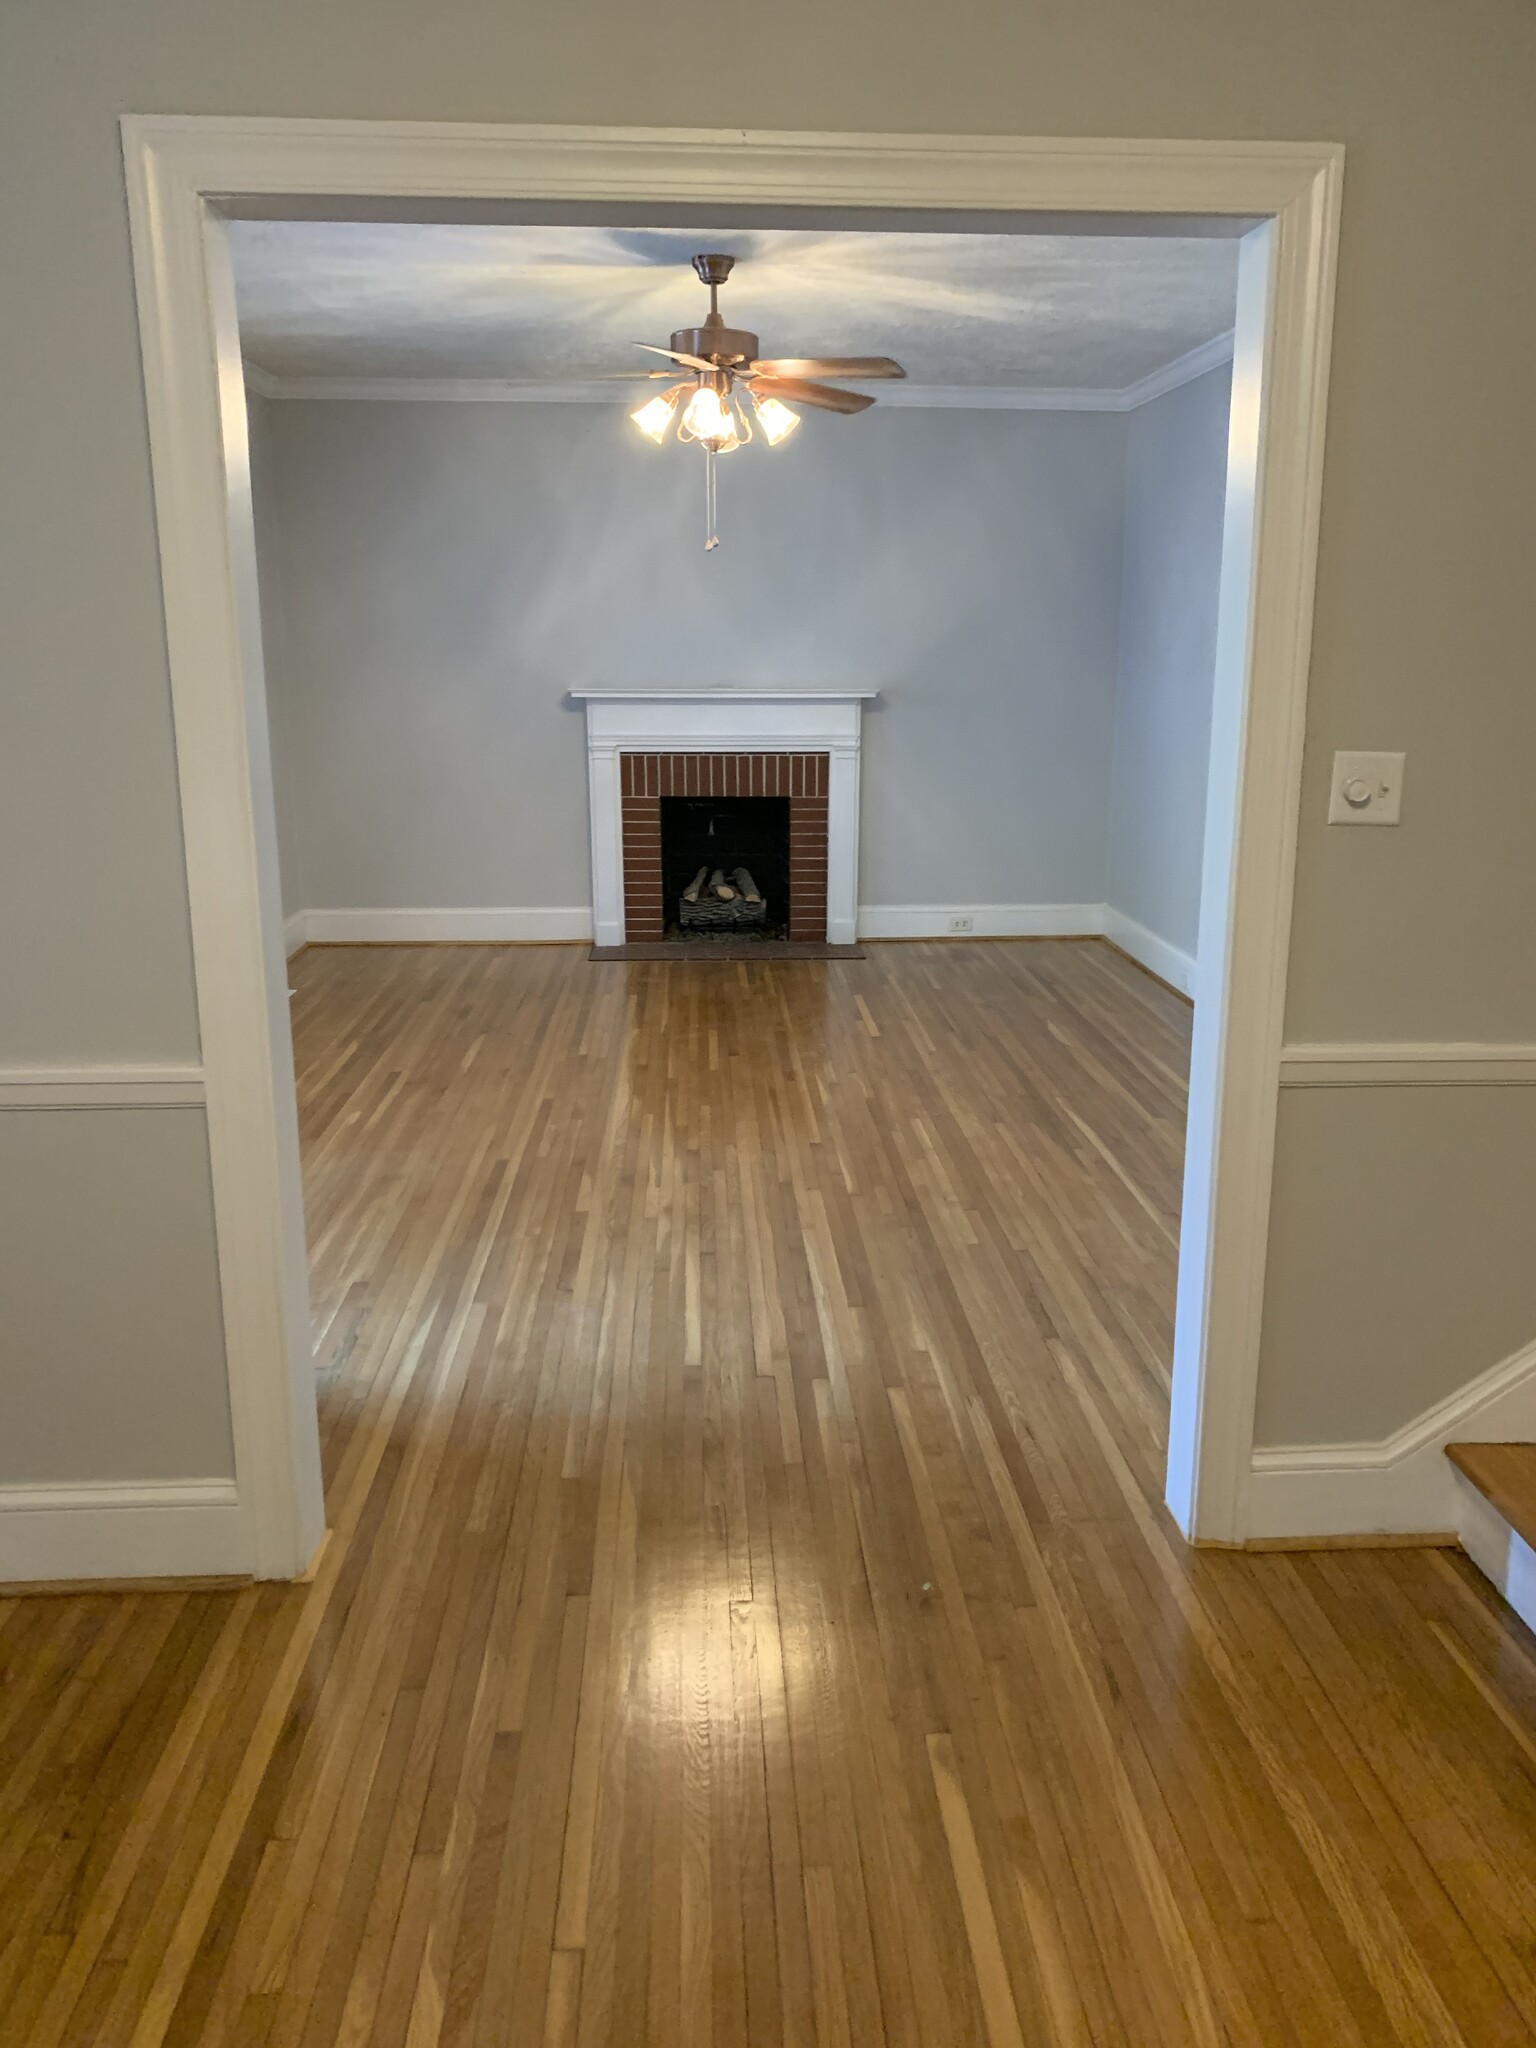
[{"x1": 619, "y1": 752, "x2": 829, "y2": 943}]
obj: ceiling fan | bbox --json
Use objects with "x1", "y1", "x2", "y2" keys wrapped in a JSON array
[{"x1": 624, "y1": 253, "x2": 905, "y2": 548}]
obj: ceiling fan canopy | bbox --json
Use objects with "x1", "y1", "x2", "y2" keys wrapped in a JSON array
[{"x1": 627, "y1": 252, "x2": 904, "y2": 546}]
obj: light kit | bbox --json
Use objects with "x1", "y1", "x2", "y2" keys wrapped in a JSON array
[{"x1": 623, "y1": 254, "x2": 903, "y2": 549}]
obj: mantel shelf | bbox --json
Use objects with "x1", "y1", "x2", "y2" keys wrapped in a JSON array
[{"x1": 567, "y1": 688, "x2": 881, "y2": 704}]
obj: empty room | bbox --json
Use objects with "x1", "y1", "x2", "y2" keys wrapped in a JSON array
[
  {"x1": 217, "y1": 216, "x2": 1238, "y2": 2035},
  {"x1": 6, "y1": 13, "x2": 1536, "y2": 2046}
]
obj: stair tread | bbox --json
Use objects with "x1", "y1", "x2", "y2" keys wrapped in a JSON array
[{"x1": 1446, "y1": 1443, "x2": 1536, "y2": 1552}]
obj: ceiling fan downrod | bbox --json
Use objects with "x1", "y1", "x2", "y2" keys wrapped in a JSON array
[{"x1": 672, "y1": 253, "x2": 759, "y2": 369}]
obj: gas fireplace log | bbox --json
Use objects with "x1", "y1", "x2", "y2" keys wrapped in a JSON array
[
  {"x1": 709, "y1": 869, "x2": 738, "y2": 901},
  {"x1": 682, "y1": 865, "x2": 710, "y2": 905},
  {"x1": 731, "y1": 868, "x2": 763, "y2": 905}
]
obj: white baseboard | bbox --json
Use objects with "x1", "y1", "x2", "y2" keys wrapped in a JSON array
[
  {"x1": 1247, "y1": 1333, "x2": 1536, "y2": 1540},
  {"x1": 856, "y1": 903, "x2": 1105, "y2": 941},
  {"x1": 293, "y1": 902, "x2": 1127, "y2": 949},
  {"x1": 1453, "y1": 1470, "x2": 1536, "y2": 1635},
  {"x1": 1102, "y1": 907, "x2": 1197, "y2": 997},
  {"x1": 0, "y1": 1478, "x2": 247, "y2": 1583},
  {"x1": 302, "y1": 906, "x2": 594, "y2": 944},
  {"x1": 287, "y1": 904, "x2": 1187, "y2": 965}
]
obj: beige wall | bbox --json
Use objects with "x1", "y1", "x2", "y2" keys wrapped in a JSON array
[
  {"x1": 1258, "y1": 1087, "x2": 1536, "y2": 1447},
  {"x1": 0, "y1": 1110, "x2": 234, "y2": 1484},
  {"x1": 3, "y1": 0, "x2": 1534, "y2": 1484}
]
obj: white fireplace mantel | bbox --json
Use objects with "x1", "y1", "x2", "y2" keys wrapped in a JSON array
[{"x1": 569, "y1": 688, "x2": 876, "y2": 947}]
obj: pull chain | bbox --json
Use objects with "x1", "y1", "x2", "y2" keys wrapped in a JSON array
[{"x1": 704, "y1": 444, "x2": 720, "y2": 552}]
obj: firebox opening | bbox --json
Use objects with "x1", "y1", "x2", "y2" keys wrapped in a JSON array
[{"x1": 661, "y1": 796, "x2": 791, "y2": 942}]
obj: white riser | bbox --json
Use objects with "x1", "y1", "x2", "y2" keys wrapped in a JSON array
[{"x1": 1452, "y1": 1468, "x2": 1536, "y2": 1637}]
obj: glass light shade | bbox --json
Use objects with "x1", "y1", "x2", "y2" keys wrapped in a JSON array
[
  {"x1": 630, "y1": 389, "x2": 682, "y2": 443},
  {"x1": 680, "y1": 382, "x2": 733, "y2": 447},
  {"x1": 752, "y1": 395, "x2": 801, "y2": 446}
]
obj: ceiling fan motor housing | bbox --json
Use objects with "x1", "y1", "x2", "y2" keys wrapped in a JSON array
[{"x1": 670, "y1": 320, "x2": 759, "y2": 367}]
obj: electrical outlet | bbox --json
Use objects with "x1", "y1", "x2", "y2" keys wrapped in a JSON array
[{"x1": 948, "y1": 915, "x2": 974, "y2": 934}]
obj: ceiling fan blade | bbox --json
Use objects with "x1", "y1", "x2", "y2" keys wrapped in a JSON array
[
  {"x1": 748, "y1": 356, "x2": 906, "y2": 381},
  {"x1": 635, "y1": 342, "x2": 717, "y2": 372},
  {"x1": 751, "y1": 375, "x2": 876, "y2": 416}
]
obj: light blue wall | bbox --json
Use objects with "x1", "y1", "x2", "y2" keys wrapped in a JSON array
[
  {"x1": 1106, "y1": 362, "x2": 1232, "y2": 962},
  {"x1": 248, "y1": 394, "x2": 306, "y2": 922},
  {"x1": 251, "y1": 398, "x2": 1129, "y2": 913}
]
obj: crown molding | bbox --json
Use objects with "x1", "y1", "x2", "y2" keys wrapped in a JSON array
[
  {"x1": 242, "y1": 361, "x2": 286, "y2": 401},
  {"x1": 1112, "y1": 328, "x2": 1236, "y2": 408},
  {"x1": 876, "y1": 384, "x2": 1125, "y2": 411},
  {"x1": 240, "y1": 332, "x2": 1236, "y2": 414}
]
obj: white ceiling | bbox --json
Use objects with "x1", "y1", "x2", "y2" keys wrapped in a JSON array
[{"x1": 228, "y1": 223, "x2": 1239, "y2": 393}]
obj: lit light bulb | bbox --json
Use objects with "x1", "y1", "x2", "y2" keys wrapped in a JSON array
[
  {"x1": 752, "y1": 395, "x2": 801, "y2": 446},
  {"x1": 680, "y1": 382, "x2": 733, "y2": 447},
  {"x1": 630, "y1": 388, "x2": 682, "y2": 443}
]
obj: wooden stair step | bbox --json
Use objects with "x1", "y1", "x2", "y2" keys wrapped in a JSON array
[{"x1": 1445, "y1": 1443, "x2": 1536, "y2": 1554}]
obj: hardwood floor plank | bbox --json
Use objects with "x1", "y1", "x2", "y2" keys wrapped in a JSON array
[{"x1": 7, "y1": 939, "x2": 1536, "y2": 2046}]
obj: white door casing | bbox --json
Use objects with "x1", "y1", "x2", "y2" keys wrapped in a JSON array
[{"x1": 119, "y1": 118, "x2": 1342, "y2": 1573}]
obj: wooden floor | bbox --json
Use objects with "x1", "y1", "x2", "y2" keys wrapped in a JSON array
[{"x1": 8, "y1": 940, "x2": 1536, "y2": 2046}]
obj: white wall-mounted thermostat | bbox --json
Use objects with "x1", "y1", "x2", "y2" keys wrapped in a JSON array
[{"x1": 1328, "y1": 750, "x2": 1405, "y2": 825}]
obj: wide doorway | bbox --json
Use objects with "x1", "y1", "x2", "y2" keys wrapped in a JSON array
[{"x1": 93, "y1": 114, "x2": 1357, "y2": 2041}]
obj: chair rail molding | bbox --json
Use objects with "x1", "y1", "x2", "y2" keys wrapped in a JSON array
[
  {"x1": 0, "y1": 1064, "x2": 207, "y2": 1109},
  {"x1": 120, "y1": 113, "x2": 1342, "y2": 1569},
  {"x1": 1279, "y1": 1042, "x2": 1536, "y2": 1086}
]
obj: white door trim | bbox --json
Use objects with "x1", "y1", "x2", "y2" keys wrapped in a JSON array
[{"x1": 119, "y1": 117, "x2": 1342, "y2": 1562}]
